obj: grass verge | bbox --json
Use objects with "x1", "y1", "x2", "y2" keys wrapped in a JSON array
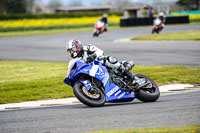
[
  {"x1": 0, "y1": 25, "x2": 120, "y2": 38},
  {"x1": 0, "y1": 27, "x2": 93, "y2": 38},
  {"x1": 0, "y1": 61, "x2": 200, "y2": 104},
  {"x1": 190, "y1": 19, "x2": 200, "y2": 24},
  {"x1": 131, "y1": 30, "x2": 200, "y2": 41},
  {"x1": 90, "y1": 125, "x2": 200, "y2": 133}
]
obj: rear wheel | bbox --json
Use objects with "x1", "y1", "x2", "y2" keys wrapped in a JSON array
[
  {"x1": 135, "y1": 74, "x2": 160, "y2": 102},
  {"x1": 73, "y1": 81, "x2": 105, "y2": 107}
]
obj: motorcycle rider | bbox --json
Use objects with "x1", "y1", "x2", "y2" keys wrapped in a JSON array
[
  {"x1": 66, "y1": 39, "x2": 135, "y2": 80},
  {"x1": 158, "y1": 12, "x2": 165, "y2": 31},
  {"x1": 99, "y1": 14, "x2": 108, "y2": 32},
  {"x1": 152, "y1": 13, "x2": 164, "y2": 34},
  {"x1": 153, "y1": 17, "x2": 162, "y2": 27}
]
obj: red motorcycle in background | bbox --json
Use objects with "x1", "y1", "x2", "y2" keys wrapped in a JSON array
[
  {"x1": 93, "y1": 21, "x2": 105, "y2": 37},
  {"x1": 152, "y1": 18, "x2": 163, "y2": 34}
]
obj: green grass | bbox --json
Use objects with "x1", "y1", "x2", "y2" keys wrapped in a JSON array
[
  {"x1": 0, "y1": 25, "x2": 120, "y2": 38},
  {"x1": 0, "y1": 61, "x2": 200, "y2": 104},
  {"x1": 131, "y1": 30, "x2": 200, "y2": 41},
  {"x1": 132, "y1": 65, "x2": 200, "y2": 85},
  {"x1": 0, "y1": 61, "x2": 72, "y2": 104},
  {"x1": 0, "y1": 27, "x2": 93, "y2": 38},
  {"x1": 0, "y1": 23, "x2": 119, "y2": 32},
  {"x1": 190, "y1": 19, "x2": 200, "y2": 24},
  {"x1": 90, "y1": 125, "x2": 200, "y2": 133}
]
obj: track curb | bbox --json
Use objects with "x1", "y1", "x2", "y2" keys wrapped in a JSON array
[{"x1": 0, "y1": 84, "x2": 199, "y2": 111}]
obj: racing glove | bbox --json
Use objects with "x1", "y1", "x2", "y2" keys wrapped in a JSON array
[{"x1": 86, "y1": 54, "x2": 97, "y2": 63}]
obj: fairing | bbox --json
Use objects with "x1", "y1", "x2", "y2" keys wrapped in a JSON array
[{"x1": 64, "y1": 59, "x2": 135, "y2": 102}]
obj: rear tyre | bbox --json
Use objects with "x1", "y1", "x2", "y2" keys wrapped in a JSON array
[
  {"x1": 152, "y1": 28, "x2": 155, "y2": 34},
  {"x1": 135, "y1": 74, "x2": 160, "y2": 102},
  {"x1": 73, "y1": 81, "x2": 105, "y2": 107}
]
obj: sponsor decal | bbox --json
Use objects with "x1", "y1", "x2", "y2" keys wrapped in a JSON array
[
  {"x1": 103, "y1": 76, "x2": 109, "y2": 87},
  {"x1": 114, "y1": 90, "x2": 121, "y2": 96},
  {"x1": 96, "y1": 67, "x2": 105, "y2": 78},
  {"x1": 118, "y1": 92, "x2": 125, "y2": 99},
  {"x1": 90, "y1": 64, "x2": 99, "y2": 77},
  {"x1": 83, "y1": 68, "x2": 89, "y2": 72},
  {"x1": 106, "y1": 86, "x2": 119, "y2": 97}
]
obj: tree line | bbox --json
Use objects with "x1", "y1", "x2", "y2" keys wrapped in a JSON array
[
  {"x1": 0, "y1": 0, "x2": 199, "y2": 15},
  {"x1": 0, "y1": 0, "x2": 34, "y2": 14}
]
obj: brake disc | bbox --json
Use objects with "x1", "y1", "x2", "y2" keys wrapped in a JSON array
[{"x1": 82, "y1": 86, "x2": 100, "y2": 99}]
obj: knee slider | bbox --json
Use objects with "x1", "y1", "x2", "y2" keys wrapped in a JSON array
[{"x1": 107, "y1": 56, "x2": 118, "y2": 64}]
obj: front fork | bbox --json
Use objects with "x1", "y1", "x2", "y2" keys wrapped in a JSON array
[
  {"x1": 80, "y1": 80, "x2": 92, "y2": 91},
  {"x1": 80, "y1": 78, "x2": 101, "y2": 94}
]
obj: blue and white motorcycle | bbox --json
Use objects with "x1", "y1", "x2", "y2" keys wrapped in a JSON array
[{"x1": 64, "y1": 58, "x2": 160, "y2": 107}]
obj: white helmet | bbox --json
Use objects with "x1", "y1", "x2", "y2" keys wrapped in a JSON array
[
  {"x1": 103, "y1": 13, "x2": 108, "y2": 18},
  {"x1": 66, "y1": 39, "x2": 83, "y2": 58},
  {"x1": 159, "y1": 12, "x2": 164, "y2": 16}
]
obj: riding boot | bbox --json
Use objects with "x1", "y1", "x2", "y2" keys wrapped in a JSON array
[
  {"x1": 117, "y1": 65, "x2": 135, "y2": 81},
  {"x1": 121, "y1": 61, "x2": 135, "y2": 80}
]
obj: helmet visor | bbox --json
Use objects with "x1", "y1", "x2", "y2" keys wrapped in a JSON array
[{"x1": 67, "y1": 49, "x2": 74, "y2": 55}]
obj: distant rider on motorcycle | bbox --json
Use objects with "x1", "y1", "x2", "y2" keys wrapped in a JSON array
[
  {"x1": 99, "y1": 14, "x2": 109, "y2": 32},
  {"x1": 66, "y1": 39, "x2": 135, "y2": 81},
  {"x1": 152, "y1": 12, "x2": 165, "y2": 34},
  {"x1": 158, "y1": 12, "x2": 165, "y2": 31}
]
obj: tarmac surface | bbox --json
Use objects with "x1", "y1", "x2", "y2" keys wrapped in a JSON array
[
  {"x1": 0, "y1": 88, "x2": 199, "y2": 133},
  {"x1": 0, "y1": 24, "x2": 200, "y2": 66},
  {"x1": 0, "y1": 24, "x2": 200, "y2": 133}
]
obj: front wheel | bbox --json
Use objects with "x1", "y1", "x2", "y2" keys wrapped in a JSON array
[
  {"x1": 73, "y1": 81, "x2": 105, "y2": 107},
  {"x1": 93, "y1": 30, "x2": 100, "y2": 37},
  {"x1": 93, "y1": 32, "x2": 98, "y2": 37},
  {"x1": 156, "y1": 29, "x2": 160, "y2": 34},
  {"x1": 135, "y1": 74, "x2": 160, "y2": 102},
  {"x1": 152, "y1": 28, "x2": 156, "y2": 34}
]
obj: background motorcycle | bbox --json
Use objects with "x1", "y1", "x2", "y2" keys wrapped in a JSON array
[
  {"x1": 64, "y1": 58, "x2": 160, "y2": 107},
  {"x1": 152, "y1": 18, "x2": 163, "y2": 34},
  {"x1": 93, "y1": 21, "x2": 105, "y2": 37}
]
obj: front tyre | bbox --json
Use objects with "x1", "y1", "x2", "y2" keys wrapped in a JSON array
[
  {"x1": 73, "y1": 81, "x2": 105, "y2": 107},
  {"x1": 93, "y1": 32, "x2": 97, "y2": 37},
  {"x1": 135, "y1": 74, "x2": 160, "y2": 102},
  {"x1": 152, "y1": 28, "x2": 156, "y2": 34}
]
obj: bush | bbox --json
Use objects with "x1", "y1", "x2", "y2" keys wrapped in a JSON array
[{"x1": 0, "y1": 12, "x2": 123, "y2": 20}]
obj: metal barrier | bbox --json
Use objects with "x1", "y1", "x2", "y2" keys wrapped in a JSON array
[{"x1": 120, "y1": 16, "x2": 189, "y2": 27}]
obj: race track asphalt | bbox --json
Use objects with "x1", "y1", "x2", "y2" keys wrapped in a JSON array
[
  {"x1": 0, "y1": 24, "x2": 200, "y2": 133},
  {"x1": 0, "y1": 91, "x2": 199, "y2": 133},
  {"x1": 0, "y1": 24, "x2": 200, "y2": 66}
]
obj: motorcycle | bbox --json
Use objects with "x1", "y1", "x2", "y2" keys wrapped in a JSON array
[
  {"x1": 152, "y1": 18, "x2": 163, "y2": 34},
  {"x1": 64, "y1": 58, "x2": 160, "y2": 107},
  {"x1": 93, "y1": 21, "x2": 105, "y2": 37}
]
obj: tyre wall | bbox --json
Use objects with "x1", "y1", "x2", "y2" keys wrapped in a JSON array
[{"x1": 120, "y1": 16, "x2": 189, "y2": 27}]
